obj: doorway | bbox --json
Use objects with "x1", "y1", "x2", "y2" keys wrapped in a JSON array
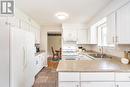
[{"x1": 47, "y1": 32, "x2": 62, "y2": 57}]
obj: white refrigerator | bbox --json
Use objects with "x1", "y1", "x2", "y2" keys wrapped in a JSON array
[{"x1": 0, "y1": 22, "x2": 36, "y2": 87}]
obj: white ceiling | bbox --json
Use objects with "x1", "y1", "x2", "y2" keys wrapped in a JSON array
[{"x1": 16, "y1": 0, "x2": 112, "y2": 25}]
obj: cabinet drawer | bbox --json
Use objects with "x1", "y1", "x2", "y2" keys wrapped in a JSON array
[
  {"x1": 59, "y1": 82, "x2": 80, "y2": 87},
  {"x1": 81, "y1": 72, "x2": 114, "y2": 81},
  {"x1": 81, "y1": 82, "x2": 115, "y2": 87},
  {"x1": 115, "y1": 73, "x2": 130, "y2": 81},
  {"x1": 116, "y1": 82, "x2": 130, "y2": 87},
  {"x1": 59, "y1": 72, "x2": 80, "y2": 81}
]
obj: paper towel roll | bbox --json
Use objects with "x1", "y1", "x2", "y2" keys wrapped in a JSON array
[{"x1": 121, "y1": 58, "x2": 129, "y2": 64}]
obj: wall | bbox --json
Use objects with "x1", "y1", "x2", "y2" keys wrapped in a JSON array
[
  {"x1": 40, "y1": 25, "x2": 62, "y2": 55},
  {"x1": 86, "y1": 0, "x2": 130, "y2": 58},
  {"x1": 48, "y1": 35, "x2": 61, "y2": 55}
]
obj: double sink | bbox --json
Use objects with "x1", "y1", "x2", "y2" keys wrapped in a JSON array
[
  {"x1": 63, "y1": 53, "x2": 112, "y2": 60},
  {"x1": 88, "y1": 53, "x2": 112, "y2": 59}
]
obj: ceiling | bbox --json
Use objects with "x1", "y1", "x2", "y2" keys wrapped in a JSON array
[{"x1": 16, "y1": 0, "x2": 112, "y2": 25}]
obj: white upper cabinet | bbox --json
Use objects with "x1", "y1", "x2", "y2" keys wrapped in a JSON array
[
  {"x1": 63, "y1": 26, "x2": 77, "y2": 41},
  {"x1": 63, "y1": 29, "x2": 77, "y2": 42},
  {"x1": 106, "y1": 12, "x2": 116, "y2": 45},
  {"x1": 35, "y1": 28, "x2": 40, "y2": 44},
  {"x1": 77, "y1": 29, "x2": 88, "y2": 44},
  {"x1": 107, "y1": 12, "x2": 116, "y2": 45},
  {"x1": 31, "y1": 26, "x2": 40, "y2": 44},
  {"x1": 8, "y1": 17, "x2": 20, "y2": 28},
  {"x1": 116, "y1": 2, "x2": 130, "y2": 44},
  {"x1": 20, "y1": 20, "x2": 30, "y2": 31},
  {"x1": 0, "y1": 17, "x2": 8, "y2": 24},
  {"x1": 90, "y1": 25, "x2": 97, "y2": 44}
]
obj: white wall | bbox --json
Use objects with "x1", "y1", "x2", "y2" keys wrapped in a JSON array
[
  {"x1": 86, "y1": 0, "x2": 130, "y2": 58},
  {"x1": 40, "y1": 25, "x2": 62, "y2": 55}
]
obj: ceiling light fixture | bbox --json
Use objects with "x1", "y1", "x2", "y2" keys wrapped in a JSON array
[{"x1": 55, "y1": 12, "x2": 69, "y2": 20}]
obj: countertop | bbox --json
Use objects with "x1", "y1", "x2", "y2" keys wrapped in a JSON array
[{"x1": 57, "y1": 52, "x2": 130, "y2": 72}]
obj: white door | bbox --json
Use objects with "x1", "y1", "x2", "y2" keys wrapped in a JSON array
[
  {"x1": 116, "y1": 82, "x2": 130, "y2": 87},
  {"x1": 59, "y1": 82, "x2": 80, "y2": 87},
  {"x1": 24, "y1": 32, "x2": 35, "y2": 87},
  {"x1": 10, "y1": 27, "x2": 26, "y2": 87},
  {"x1": 106, "y1": 12, "x2": 116, "y2": 45},
  {"x1": 0, "y1": 23, "x2": 10, "y2": 87},
  {"x1": 81, "y1": 82, "x2": 114, "y2": 87},
  {"x1": 117, "y1": 3, "x2": 130, "y2": 44}
]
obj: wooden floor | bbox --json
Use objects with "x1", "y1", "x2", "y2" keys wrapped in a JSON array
[{"x1": 33, "y1": 61, "x2": 59, "y2": 87}]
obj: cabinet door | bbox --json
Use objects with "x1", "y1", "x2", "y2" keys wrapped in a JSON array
[
  {"x1": 63, "y1": 29, "x2": 77, "y2": 41},
  {"x1": 107, "y1": 12, "x2": 116, "y2": 45},
  {"x1": 31, "y1": 27, "x2": 40, "y2": 43},
  {"x1": 117, "y1": 3, "x2": 130, "y2": 44},
  {"x1": 35, "y1": 28, "x2": 40, "y2": 43},
  {"x1": 77, "y1": 29, "x2": 88, "y2": 44},
  {"x1": 81, "y1": 82, "x2": 114, "y2": 87},
  {"x1": 42, "y1": 53, "x2": 47, "y2": 67},
  {"x1": 116, "y1": 82, "x2": 130, "y2": 87},
  {"x1": 59, "y1": 82, "x2": 80, "y2": 87},
  {"x1": 90, "y1": 25, "x2": 97, "y2": 44}
]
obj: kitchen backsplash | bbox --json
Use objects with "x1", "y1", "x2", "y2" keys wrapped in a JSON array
[{"x1": 89, "y1": 45, "x2": 130, "y2": 58}]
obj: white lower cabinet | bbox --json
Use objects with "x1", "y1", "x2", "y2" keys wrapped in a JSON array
[
  {"x1": 34, "y1": 53, "x2": 47, "y2": 76},
  {"x1": 115, "y1": 82, "x2": 130, "y2": 87},
  {"x1": 81, "y1": 82, "x2": 115, "y2": 87},
  {"x1": 58, "y1": 72, "x2": 130, "y2": 87},
  {"x1": 59, "y1": 82, "x2": 80, "y2": 87}
]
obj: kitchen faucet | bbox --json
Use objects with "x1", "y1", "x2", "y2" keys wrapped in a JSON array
[{"x1": 99, "y1": 46, "x2": 104, "y2": 58}]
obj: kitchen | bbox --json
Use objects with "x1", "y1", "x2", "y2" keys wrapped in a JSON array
[{"x1": 0, "y1": 0, "x2": 130, "y2": 87}]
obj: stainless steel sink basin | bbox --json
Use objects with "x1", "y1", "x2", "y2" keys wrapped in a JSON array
[{"x1": 88, "y1": 53, "x2": 112, "y2": 59}]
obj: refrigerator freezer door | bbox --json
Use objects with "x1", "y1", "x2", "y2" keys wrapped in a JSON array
[
  {"x1": 24, "y1": 32, "x2": 35, "y2": 87},
  {"x1": 0, "y1": 23, "x2": 10, "y2": 87},
  {"x1": 10, "y1": 27, "x2": 26, "y2": 87}
]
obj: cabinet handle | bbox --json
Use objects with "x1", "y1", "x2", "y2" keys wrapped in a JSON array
[
  {"x1": 128, "y1": 76, "x2": 130, "y2": 79},
  {"x1": 116, "y1": 84, "x2": 119, "y2": 87},
  {"x1": 112, "y1": 36, "x2": 114, "y2": 43},
  {"x1": 76, "y1": 85, "x2": 79, "y2": 87},
  {"x1": 115, "y1": 36, "x2": 118, "y2": 43}
]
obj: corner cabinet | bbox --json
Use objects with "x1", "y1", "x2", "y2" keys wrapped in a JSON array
[{"x1": 116, "y1": 2, "x2": 130, "y2": 44}]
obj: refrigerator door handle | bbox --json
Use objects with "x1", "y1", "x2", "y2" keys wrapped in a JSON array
[{"x1": 23, "y1": 47, "x2": 27, "y2": 70}]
